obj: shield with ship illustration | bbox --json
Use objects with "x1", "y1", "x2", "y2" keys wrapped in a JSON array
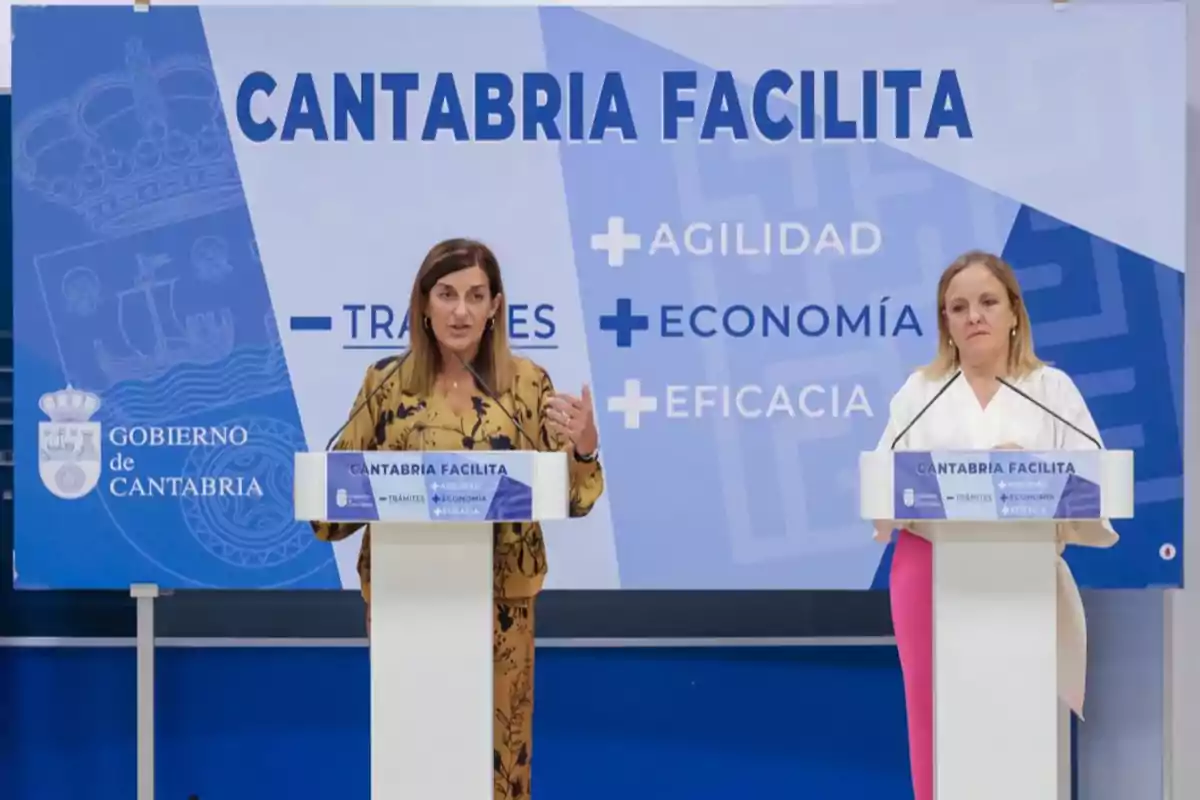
[{"x1": 17, "y1": 38, "x2": 336, "y2": 589}]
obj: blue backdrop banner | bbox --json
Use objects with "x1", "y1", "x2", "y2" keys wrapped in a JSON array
[{"x1": 10, "y1": 4, "x2": 1185, "y2": 590}]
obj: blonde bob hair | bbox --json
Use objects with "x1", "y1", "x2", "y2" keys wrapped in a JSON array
[
  {"x1": 399, "y1": 238, "x2": 515, "y2": 398},
  {"x1": 922, "y1": 249, "x2": 1045, "y2": 380}
]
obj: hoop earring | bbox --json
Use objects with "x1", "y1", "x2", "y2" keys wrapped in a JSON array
[
  {"x1": 424, "y1": 316, "x2": 431, "y2": 330},
  {"x1": 486, "y1": 317, "x2": 494, "y2": 331}
]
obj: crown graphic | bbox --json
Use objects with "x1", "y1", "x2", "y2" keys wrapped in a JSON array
[
  {"x1": 12, "y1": 38, "x2": 243, "y2": 237},
  {"x1": 39, "y1": 385, "x2": 102, "y2": 423}
]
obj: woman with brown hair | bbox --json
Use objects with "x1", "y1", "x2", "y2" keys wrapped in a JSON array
[
  {"x1": 313, "y1": 237, "x2": 604, "y2": 800},
  {"x1": 873, "y1": 250, "x2": 1117, "y2": 800}
]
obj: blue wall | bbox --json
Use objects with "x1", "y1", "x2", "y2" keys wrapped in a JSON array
[{"x1": 0, "y1": 644, "x2": 913, "y2": 799}]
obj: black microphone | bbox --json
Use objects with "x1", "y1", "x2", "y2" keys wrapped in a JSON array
[
  {"x1": 323, "y1": 352, "x2": 408, "y2": 451},
  {"x1": 996, "y1": 376, "x2": 1102, "y2": 448},
  {"x1": 454, "y1": 351, "x2": 540, "y2": 451},
  {"x1": 890, "y1": 370, "x2": 962, "y2": 450}
]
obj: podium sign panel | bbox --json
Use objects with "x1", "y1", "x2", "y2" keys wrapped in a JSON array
[
  {"x1": 323, "y1": 451, "x2": 536, "y2": 523},
  {"x1": 892, "y1": 450, "x2": 1102, "y2": 521}
]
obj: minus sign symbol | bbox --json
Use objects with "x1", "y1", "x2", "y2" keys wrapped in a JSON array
[{"x1": 290, "y1": 316, "x2": 333, "y2": 331}]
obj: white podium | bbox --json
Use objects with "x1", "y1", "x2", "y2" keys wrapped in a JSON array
[
  {"x1": 295, "y1": 449, "x2": 569, "y2": 800},
  {"x1": 859, "y1": 448, "x2": 1133, "y2": 800}
]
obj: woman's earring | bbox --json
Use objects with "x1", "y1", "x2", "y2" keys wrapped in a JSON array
[
  {"x1": 486, "y1": 317, "x2": 494, "y2": 331},
  {"x1": 424, "y1": 316, "x2": 432, "y2": 330}
]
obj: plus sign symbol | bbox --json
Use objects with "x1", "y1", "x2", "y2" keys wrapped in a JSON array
[
  {"x1": 607, "y1": 379, "x2": 658, "y2": 429},
  {"x1": 599, "y1": 298, "x2": 650, "y2": 348},
  {"x1": 590, "y1": 216, "x2": 641, "y2": 267}
]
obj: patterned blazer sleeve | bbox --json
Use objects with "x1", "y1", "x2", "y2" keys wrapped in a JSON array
[
  {"x1": 531, "y1": 364, "x2": 605, "y2": 518},
  {"x1": 311, "y1": 358, "x2": 393, "y2": 542}
]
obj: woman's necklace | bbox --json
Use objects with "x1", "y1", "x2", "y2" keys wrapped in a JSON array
[{"x1": 440, "y1": 375, "x2": 471, "y2": 415}]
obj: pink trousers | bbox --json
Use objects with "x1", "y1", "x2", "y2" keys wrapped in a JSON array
[{"x1": 890, "y1": 529, "x2": 934, "y2": 800}]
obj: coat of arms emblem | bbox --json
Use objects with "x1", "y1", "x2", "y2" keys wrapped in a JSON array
[{"x1": 38, "y1": 385, "x2": 103, "y2": 500}]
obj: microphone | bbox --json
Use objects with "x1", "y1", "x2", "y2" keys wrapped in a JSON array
[
  {"x1": 323, "y1": 352, "x2": 408, "y2": 451},
  {"x1": 890, "y1": 370, "x2": 962, "y2": 450},
  {"x1": 996, "y1": 376, "x2": 1102, "y2": 449},
  {"x1": 454, "y1": 351, "x2": 540, "y2": 451}
]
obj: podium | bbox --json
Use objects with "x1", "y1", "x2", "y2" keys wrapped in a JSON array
[
  {"x1": 859, "y1": 448, "x2": 1133, "y2": 800},
  {"x1": 294, "y1": 449, "x2": 570, "y2": 800}
]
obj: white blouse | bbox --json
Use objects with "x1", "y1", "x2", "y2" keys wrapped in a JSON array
[{"x1": 874, "y1": 364, "x2": 1119, "y2": 716}]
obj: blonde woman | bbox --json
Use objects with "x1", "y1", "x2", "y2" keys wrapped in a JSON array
[{"x1": 873, "y1": 250, "x2": 1116, "y2": 800}]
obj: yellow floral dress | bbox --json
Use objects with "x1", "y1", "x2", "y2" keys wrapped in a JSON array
[{"x1": 311, "y1": 353, "x2": 604, "y2": 800}]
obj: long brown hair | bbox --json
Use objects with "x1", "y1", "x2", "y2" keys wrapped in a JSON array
[
  {"x1": 922, "y1": 249, "x2": 1045, "y2": 379},
  {"x1": 400, "y1": 238, "x2": 514, "y2": 397}
]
